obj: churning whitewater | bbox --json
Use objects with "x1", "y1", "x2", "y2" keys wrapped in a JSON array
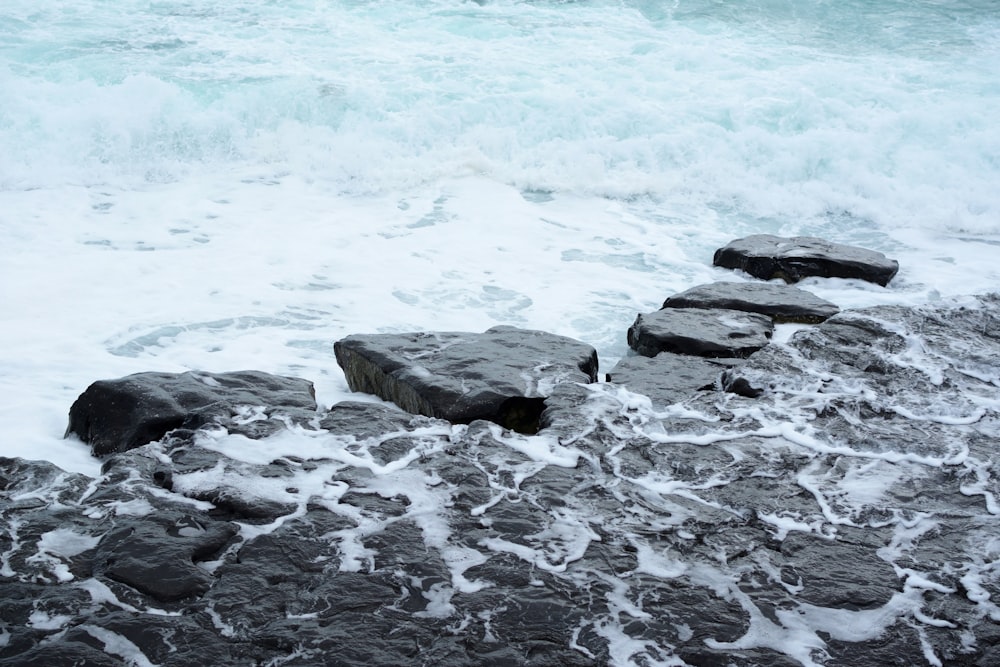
[{"x1": 1, "y1": 1, "x2": 999, "y2": 666}]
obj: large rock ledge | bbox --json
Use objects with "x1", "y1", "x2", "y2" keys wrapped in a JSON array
[
  {"x1": 8, "y1": 239, "x2": 1000, "y2": 667},
  {"x1": 1, "y1": 293, "x2": 998, "y2": 667},
  {"x1": 334, "y1": 325, "x2": 598, "y2": 434}
]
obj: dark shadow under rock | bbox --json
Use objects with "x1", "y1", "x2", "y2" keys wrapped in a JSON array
[
  {"x1": 661, "y1": 281, "x2": 840, "y2": 323},
  {"x1": 628, "y1": 308, "x2": 773, "y2": 358},
  {"x1": 713, "y1": 234, "x2": 899, "y2": 286},
  {"x1": 66, "y1": 370, "x2": 318, "y2": 456},
  {"x1": 334, "y1": 325, "x2": 598, "y2": 433}
]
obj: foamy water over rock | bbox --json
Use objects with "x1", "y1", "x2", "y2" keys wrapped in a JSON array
[{"x1": 2, "y1": 293, "x2": 998, "y2": 666}]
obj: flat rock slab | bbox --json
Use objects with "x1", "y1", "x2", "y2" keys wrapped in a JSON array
[
  {"x1": 66, "y1": 370, "x2": 318, "y2": 456},
  {"x1": 713, "y1": 234, "x2": 899, "y2": 286},
  {"x1": 662, "y1": 281, "x2": 840, "y2": 323},
  {"x1": 628, "y1": 308, "x2": 773, "y2": 358},
  {"x1": 605, "y1": 353, "x2": 741, "y2": 406},
  {"x1": 334, "y1": 325, "x2": 598, "y2": 433}
]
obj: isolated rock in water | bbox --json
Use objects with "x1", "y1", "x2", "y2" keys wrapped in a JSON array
[
  {"x1": 605, "y1": 353, "x2": 741, "y2": 407},
  {"x1": 713, "y1": 234, "x2": 899, "y2": 286},
  {"x1": 66, "y1": 370, "x2": 318, "y2": 456},
  {"x1": 628, "y1": 308, "x2": 773, "y2": 358},
  {"x1": 661, "y1": 281, "x2": 840, "y2": 323},
  {"x1": 334, "y1": 325, "x2": 598, "y2": 433}
]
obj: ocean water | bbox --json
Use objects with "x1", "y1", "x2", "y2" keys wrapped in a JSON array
[
  {"x1": 4, "y1": 0, "x2": 998, "y2": 474},
  {"x1": 2, "y1": 1, "x2": 1000, "y2": 664}
]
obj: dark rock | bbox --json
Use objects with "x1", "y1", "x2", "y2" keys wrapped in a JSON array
[
  {"x1": 60, "y1": 613, "x2": 235, "y2": 667},
  {"x1": 319, "y1": 400, "x2": 432, "y2": 439},
  {"x1": 66, "y1": 370, "x2": 318, "y2": 456},
  {"x1": 605, "y1": 353, "x2": 740, "y2": 406},
  {"x1": 714, "y1": 234, "x2": 899, "y2": 286},
  {"x1": 0, "y1": 641, "x2": 125, "y2": 667},
  {"x1": 4, "y1": 294, "x2": 999, "y2": 667},
  {"x1": 778, "y1": 533, "x2": 898, "y2": 610},
  {"x1": 661, "y1": 281, "x2": 840, "y2": 323},
  {"x1": 96, "y1": 513, "x2": 238, "y2": 602},
  {"x1": 628, "y1": 307, "x2": 773, "y2": 358},
  {"x1": 725, "y1": 295, "x2": 1000, "y2": 418},
  {"x1": 334, "y1": 325, "x2": 598, "y2": 433}
]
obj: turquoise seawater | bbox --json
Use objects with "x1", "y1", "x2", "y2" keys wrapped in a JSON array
[{"x1": 3, "y1": 1, "x2": 998, "y2": 218}]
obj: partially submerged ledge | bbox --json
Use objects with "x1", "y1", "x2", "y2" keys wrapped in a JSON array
[{"x1": 15, "y1": 239, "x2": 998, "y2": 667}]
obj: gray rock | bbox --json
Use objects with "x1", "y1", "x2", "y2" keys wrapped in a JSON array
[
  {"x1": 66, "y1": 370, "x2": 318, "y2": 456},
  {"x1": 662, "y1": 281, "x2": 840, "y2": 323},
  {"x1": 96, "y1": 512, "x2": 238, "y2": 602},
  {"x1": 778, "y1": 532, "x2": 898, "y2": 610},
  {"x1": 5, "y1": 295, "x2": 1000, "y2": 667},
  {"x1": 334, "y1": 325, "x2": 598, "y2": 433},
  {"x1": 713, "y1": 234, "x2": 899, "y2": 286},
  {"x1": 0, "y1": 642, "x2": 125, "y2": 667},
  {"x1": 319, "y1": 400, "x2": 423, "y2": 438},
  {"x1": 628, "y1": 308, "x2": 773, "y2": 358},
  {"x1": 605, "y1": 353, "x2": 741, "y2": 406}
]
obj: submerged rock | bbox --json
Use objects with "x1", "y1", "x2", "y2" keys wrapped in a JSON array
[
  {"x1": 713, "y1": 234, "x2": 899, "y2": 286},
  {"x1": 66, "y1": 370, "x2": 318, "y2": 456},
  {"x1": 628, "y1": 307, "x2": 773, "y2": 358},
  {"x1": 661, "y1": 281, "x2": 840, "y2": 323},
  {"x1": 334, "y1": 325, "x2": 598, "y2": 433}
]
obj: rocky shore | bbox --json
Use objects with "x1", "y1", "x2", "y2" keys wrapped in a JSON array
[{"x1": 2, "y1": 237, "x2": 998, "y2": 667}]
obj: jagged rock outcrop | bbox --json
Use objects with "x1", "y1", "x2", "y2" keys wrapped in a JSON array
[
  {"x1": 713, "y1": 235, "x2": 899, "y2": 286},
  {"x1": 661, "y1": 281, "x2": 840, "y2": 323},
  {"x1": 628, "y1": 308, "x2": 773, "y2": 358},
  {"x1": 334, "y1": 325, "x2": 598, "y2": 434},
  {"x1": 66, "y1": 370, "x2": 318, "y2": 456}
]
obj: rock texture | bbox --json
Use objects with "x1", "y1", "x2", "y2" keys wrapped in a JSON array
[
  {"x1": 334, "y1": 325, "x2": 598, "y2": 433},
  {"x1": 661, "y1": 281, "x2": 840, "y2": 323},
  {"x1": 713, "y1": 234, "x2": 900, "y2": 286},
  {"x1": 628, "y1": 307, "x2": 773, "y2": 358},
  {"x1": 7, "y1": 276, "x2": 1000, "y2": 667},
  {"x1": 605, "y1": 353, "x2": 740, "y2": 407},
  {"x1": 66, "y1": 370, "x2": 318, "y2": 456}
]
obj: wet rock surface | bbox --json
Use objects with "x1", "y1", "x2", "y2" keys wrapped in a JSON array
[
  {"x1": 713, "y1": 234, "x2": 900, "y2": 286},
  {"x1": 661, "y1": 281, "x2": 840, "y2": 323},
  {"x1": 628, "y1": 307, "x2": 774, "y2": 358},
  {"x1": 66, "y1": 370, "x2": 319, "y2": 456},
  {"x1": 605, "y1": 353, "x2": 740, "y2": 408},
  {"x1": 3, "y1": 294, "x2": 1000, "y2": 667},
  {"x1": 334, "y1": 325, "x2": 598, "y2": 433}
]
